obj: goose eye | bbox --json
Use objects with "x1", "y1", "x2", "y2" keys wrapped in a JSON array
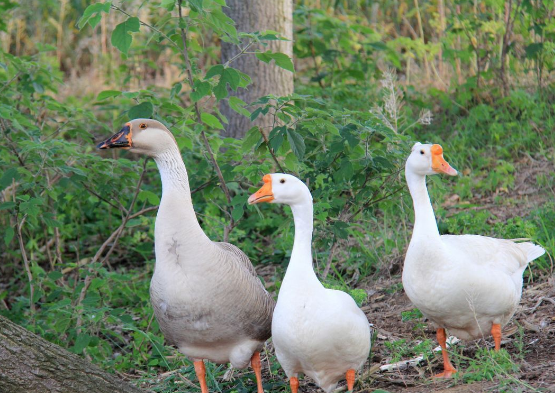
[
  {"x1": 280, "y1": 179, "x2": 286, "y2": 184},
  {"x1": 420, "y1": 150, "x2": 425, "y2": 155},
  {"x1": 139, "y1": 123, "x2": 147, "y2": 129}
]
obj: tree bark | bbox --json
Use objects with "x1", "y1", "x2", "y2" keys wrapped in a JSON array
[
  {"x1": 0, "y1": 315, "x2": 147, "y2": 393},
  {"x1": 221, "y1": 0, "x2": 294, "y2": 138}
]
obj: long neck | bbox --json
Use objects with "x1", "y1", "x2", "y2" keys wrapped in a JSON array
[
  {"x1": 283, "y1": 198, "x2": 320, "y2": 283},
  {"x1": 406, "y1": 169, "x2": 440, "y2": 240},
  {"x1": 153, "y1": 145, "x2": 209, "y2": 248}
]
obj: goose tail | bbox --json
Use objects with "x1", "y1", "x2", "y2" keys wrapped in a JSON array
[{"x1": 517, "y1": 242, "x2": 546, "y2": 263}]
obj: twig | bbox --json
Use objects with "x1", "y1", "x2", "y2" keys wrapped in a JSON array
[
  {"x1": 177, "y1": 0, "x2": 234, "y2": 241},
  {"x1": 258, "y1": 126, "x2": 285, "y2": 173},
  {"x1": 321, "y1": 238, "x2": 339, "y2": 280},
  {"x1": 110, "y1": 4, "x2": 180, "y2": 51},
  {"x1": 12, "y1": 179, "x2": 34, "y2": 312},
  {"x1": 80, "y1": 181, "x2": 127, "y2": 214},
  {"x1": 528, "y1": 297, "x2": 555, "y2": 313},
  {"x1": 0, "y1": 71, "x2": 23, "y2": 96},
  {"x1": 223, "y1": 41, "x2": 255, "y2": 67}
]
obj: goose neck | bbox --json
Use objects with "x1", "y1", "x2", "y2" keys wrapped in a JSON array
[
  {"x1": 152, "y1": 145, "x2": 208, "y2": 247},
  {"x1": 405, "y1": 169, "x2": 440, "y2": 239},
  {"x1": 284, "y1": 199, "x2": 318, "y2": 279}
]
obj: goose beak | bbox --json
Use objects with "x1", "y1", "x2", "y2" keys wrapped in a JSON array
[
  {"x1": 97, "y1": 124, "x2": 132, "y2": 149},
  {"x1": 431, "y1": 144, "x2": 457, "y2": 176},
  {"x1": 248, "y1": 174, "x2": 274, "y2": 204}
]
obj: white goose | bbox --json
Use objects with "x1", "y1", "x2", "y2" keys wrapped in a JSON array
[
  {"x1": 248, "y1": 174, "x2": 371, "y2": 393},
  {"x1": 403, "y1": 142, "x2": 545, "y2": 378},
  {"x1": 97, "y1": 119, "x2": 275, "y2": 393}
]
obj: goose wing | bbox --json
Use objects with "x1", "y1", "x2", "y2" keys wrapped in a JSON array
[{"x1": 440, "y1": 234, "x2": 544, "y2": 274}]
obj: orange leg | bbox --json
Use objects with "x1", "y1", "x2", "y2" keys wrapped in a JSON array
[
  {"x1": 251, "y1": 352, "x2": 264, "y2": 393},
  {"x1": 491, "y1": 323, "x2": 502, "y2": 351},
  {"x1": 433, "y1": 328, "x2": 457, "y2": 378},
  {"x1": 290, "y1": 376, "x2": 299, "y2": 393},
  {"x1": 194, "y1": 360, "x2": 209, "y2": 393},
  {"x1": 346, "y1": 369, "x2": 356, "y2": 391}
]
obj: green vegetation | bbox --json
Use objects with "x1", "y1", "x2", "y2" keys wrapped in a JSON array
[{"x1": 1, "y1": 0, "x2": 554, "y2": 391}]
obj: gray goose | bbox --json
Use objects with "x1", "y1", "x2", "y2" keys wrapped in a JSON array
[{"x1": 97, "y1": 119, "x2": 275, "y2": 393}]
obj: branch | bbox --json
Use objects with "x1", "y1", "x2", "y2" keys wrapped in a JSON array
[
  {"x1": 177, "y1": 0, "x2": 234, "y2": 241},
  {"x1": 100, "y1": 159, "x2": 148, "y2": 266},
  {"x1": 75, "y1": 159, "x2": 149, "y2": 333},
  {"x1": 80, "y1": 181, "x2": 127, "y2": 214},
  {"x1": 223, "y1": 41, "x2": 256, "y2": 67}
]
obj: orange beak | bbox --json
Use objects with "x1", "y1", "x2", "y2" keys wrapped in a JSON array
[
  {"x1": 431, "y1": 144, "x2": 457, "y2": 176},
  {"x1": 248, "y1": 174, "x2": 275, "y2": 205}
]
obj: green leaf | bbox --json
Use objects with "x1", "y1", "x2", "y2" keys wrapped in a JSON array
[
  {"x1": 97, "y1": 90, "x2": 121, "y2": 101},
  {"x1": 213, "y1": 68, "x2": 241, "y2": 100},
  {"x1": 19, "y1": 197, "x2": 44, "y2": 218},
  {"x1": 0, "y1": 168, "x2": 19, "y2": 190},
  {"x1": 188, "y1": 0, "x2": 203, "y2": 12},
  {"x1": 206, "y1": 9, "x2": 237, "y2": 41},
  {"x1": 160, "y1": 0, "x2": 175, "y2": 11},
  {"x1": 191, "y1": 80, "x2": 211, "y2": 102},
  {"x1": 176, "y1": 136, "x2": 193, "y2": 151},
  {"x1": 128, "y1": 102, "x2": 153, "y2": 119},
  {"x1": 111, "y1": 17, "x2": 140, "y2": 56},
  {"x1": 201, "y1": 113, "x2": 224, "y2": 129},
  {"x1": 269, "y1": 126, "x2": 285, "y2": 151},
  {"x1": 255, "y1": 51, "x2": 295, "y2": 72},
  {"x1": 70, "y1": 334, "x2": 92, "y2": 354},
  {"x1": 0, "y1": 202, "x2": 16, "y2": 211},
  {"x1": 48, "y1": 271, "x2": 63, "y2": 281},
  {"x1": 77, "y1": 2, "x2": 111, "y2": 30},
  {"x1": 228, "y1": 96, "x2": 250, "y2": 117},
  {"x1": 242, "y1": 127, "x2": 262, "y2": 153},
  {"x1": 231, "y1": 205, "x2": 244, "y2": 221},
  {"x1": 205, "y1": 65, "x2": 224, "y2": 79},
  {"x1": 138, "y1": 190, "x2": 160, "y2": 205},
  {"x1": 170, "y1": 82, "x2": 182, "y2": 99},
  {"x1": 4, "y1": 227, "x2": 14, "y2": 246},
  {"x1": 525, "y1": 43, "x2": 543, "y2": 59},
  {"x1": 286, "y1": 129, "x2": 305, "y2": 160},
  {"x1": 250, "y1": 106, "x2": 269, "y2": 121}
]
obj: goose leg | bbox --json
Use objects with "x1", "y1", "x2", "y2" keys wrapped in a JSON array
[
  {"x1": 433, "y1": 328, "x2": 457, "y2": 378},
  {"x1": 194, "y1": 360, "x2": 209, "y2": 393},
  {"x1": 346, "y1": 369, "x2": 355, "y2": 391},
  {"x1": 250, "y1": 351, "x2": 264, "y2": 393},
  {"x1": 491, "y1": 323, "x2": 501, "y2": 351},
  {"x1": 290, "y1": 376, "x2": 299, "y2": 393}
]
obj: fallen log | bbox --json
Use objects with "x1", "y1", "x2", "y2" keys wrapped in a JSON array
[{"x1": 0, "y1": 315, "x2": 147, "y2": 393}]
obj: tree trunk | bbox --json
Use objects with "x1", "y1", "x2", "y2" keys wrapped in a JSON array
[
  {"x1": 221, "y1": 0, "x2": 294, "y2": 138},
  {"x1": 0, "y1": 316, "x2": 147, "y2": 393}
]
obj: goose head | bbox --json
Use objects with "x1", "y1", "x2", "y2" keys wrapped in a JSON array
[
  {"x1": 248, "y1": 173, "x2": 312, "y2": 206},
  {"x1": 97, "y1": 119, "x2": 177, "y2": 157},
  {"x1": 405, "y1": 142, "x2": 457, "y2": 177}
]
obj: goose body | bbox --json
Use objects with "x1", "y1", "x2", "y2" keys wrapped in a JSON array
[
  {"x1": 402, "y1": 143, "x2": 544, "y2": 377},
  {"x1": 249, "y1": 174, "x2": 370, "y2": 393},
  {"x1": 98, "y1": 119, "x2": 275, "y2": 392}
]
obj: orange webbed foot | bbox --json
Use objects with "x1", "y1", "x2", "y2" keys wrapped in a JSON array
[{"x1": 433, "y1": 367, "x2": 458, "y2": 379}]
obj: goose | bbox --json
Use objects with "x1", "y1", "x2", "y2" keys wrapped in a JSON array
[
  {"x1": 403, "y1": 142, "x2": 545, "y2": 378},
  {"x1": 97, "y1": 119, "x2": 275, "y2": 393},
  {"x1": 248, "y1": 173, "x2": 371, "y2": 393}
]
